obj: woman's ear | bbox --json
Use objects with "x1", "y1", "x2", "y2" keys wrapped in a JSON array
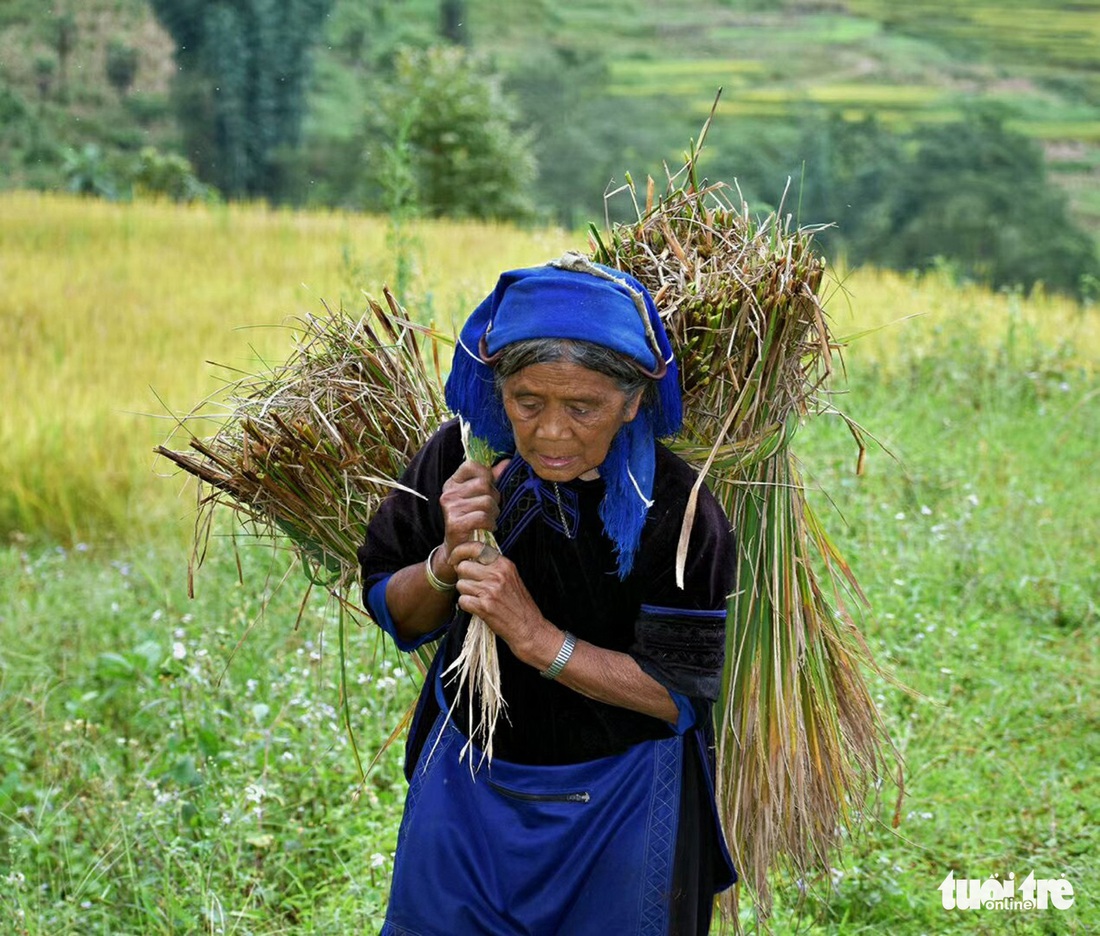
[{"x1": 622, "y1": 391, "x2": 643, "y2": 423}]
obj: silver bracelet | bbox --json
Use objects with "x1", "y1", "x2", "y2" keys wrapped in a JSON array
[
  {"x1": 540, "y1": 631, "x2": 577, "y2": 680},
  {"x1": 424, "y1": 544, "x2": 456, "y2": 593}
]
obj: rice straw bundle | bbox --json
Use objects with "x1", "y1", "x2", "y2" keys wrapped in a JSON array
[
  {"x1": 157, "y1": 291, "x2": 510, "y2": 768},
  {"x1": 156, "y1": 288, "x2": 448, "y2": 639},
  {"x1": 589, "y1": 137, "x2": 895, "y2": 921}
]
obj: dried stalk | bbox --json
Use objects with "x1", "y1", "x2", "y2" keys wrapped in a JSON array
[{"x1": 439, "y1": 418, "x2": 507, "y2": 767}]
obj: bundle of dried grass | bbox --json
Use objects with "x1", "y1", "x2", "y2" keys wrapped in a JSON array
[
  {"x1": 590, "y1": 133, "x2": 896, "y2": 920},
  {"x1": 156, "y1": 288, "x2": 447, "y2": 614}
]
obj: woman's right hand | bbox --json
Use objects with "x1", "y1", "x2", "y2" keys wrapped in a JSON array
[{"x1": 437, "y1": 459, "x2": 509, "y2": 568}]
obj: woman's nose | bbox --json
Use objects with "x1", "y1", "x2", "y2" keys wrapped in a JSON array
[{"x1": 535, "y1": 408, "x2": 571, "y2": 439}]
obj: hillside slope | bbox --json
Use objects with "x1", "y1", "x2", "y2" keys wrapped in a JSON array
[{"x1": 1, "y1": 0, "x2": 1097, "y2": 231}]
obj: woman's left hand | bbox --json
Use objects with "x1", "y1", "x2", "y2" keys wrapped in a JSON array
[
  {"x1": 449, "y1": 546, "x2": 678, "y2": 722},
  {"x1": 449, "y1": 540, "x2": 551, "y2": 661}
]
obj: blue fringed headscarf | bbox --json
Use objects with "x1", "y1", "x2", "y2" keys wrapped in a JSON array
[{"x1": 444, "y1": 253, "x2": 682, "y2": 577}]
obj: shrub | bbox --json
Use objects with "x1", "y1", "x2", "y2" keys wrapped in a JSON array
[
  {"x1": 368, "y1": 45, "x2": 537, "y2": 222},
  {"x1": 128, "y1": 146, "x2": 218, "y2": 204}
]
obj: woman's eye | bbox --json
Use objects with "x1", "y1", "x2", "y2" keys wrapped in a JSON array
[{"x1": 568, "y1": 406, "x2": 590, "y2": 418}]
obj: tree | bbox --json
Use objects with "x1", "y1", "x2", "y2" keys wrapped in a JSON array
[
  {"x1": 33, "y1": 56, "x2": 55, "y2": 100},
  {"x1": 128, "y1": 147, "x2": 218, "y2": 203},
  {"x1": 61, "y1": 144, "x2": 118, "y2": 199},
  {"x1": 728, "y1": 110, "x2": 1099, "y2": 298},
  {"x1": 49, "y1": 11, "x2": 77, "y2": 102},
  {"x1": 370, "y1": 46, "x2": 536, "y2": 222},
  {"x1": 878, "y1": 112, "x2": 1099, "y2": 296},
  {"x1": 440, "y1": 0, "x2": 467, "y2": 45},
  {"x1": 505, "y1": 45, "x2": 653, "y2": 228},
  {"x1": 105, "y1": 40, "x2": 139, "y2": 99},
  {"x1": 779, "y1": 113, "x2": 904, "y2": 260},
  {"x1": 149, "y1": 0, "x2": 335, "y2": 199}
]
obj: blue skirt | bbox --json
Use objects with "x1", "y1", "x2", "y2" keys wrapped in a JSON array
[{"x1": 380, "y1": 711, "x2": 687, "y2": 936}]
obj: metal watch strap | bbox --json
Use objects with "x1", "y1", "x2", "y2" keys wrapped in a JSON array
[{"x1": 540, "y1": 631, "x2": 577, "y2": 680}]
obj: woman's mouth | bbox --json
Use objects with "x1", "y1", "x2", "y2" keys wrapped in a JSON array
[{"x1": 536, "y1": 454, "x2": 577, "y2": 469}]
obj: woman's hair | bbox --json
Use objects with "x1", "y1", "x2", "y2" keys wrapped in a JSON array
[{"x1": 492, "y1": 338, "x2": 657, "y2": 411}]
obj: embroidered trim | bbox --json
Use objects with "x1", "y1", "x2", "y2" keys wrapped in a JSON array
[
  {"x1": 495, "y1": 459, "x2": 579, "y2": 550},
  {"x1": 633, "y1": 606, "x2": 728, "y2": 701},
  {"x1": 638, "y1": 738, "x2": 682, "y2": 935},
  {"x1": 639, "y1": 603, "x2": 728, "y2": 619}
]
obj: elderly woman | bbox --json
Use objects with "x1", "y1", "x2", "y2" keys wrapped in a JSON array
[{"x1": 358, "y1": 256, "x2": 736, "y2": 935}]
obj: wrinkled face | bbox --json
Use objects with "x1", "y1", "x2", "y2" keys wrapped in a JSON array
[{"x1": 501, "y1": 361, "x2": 642, "y2": 482}]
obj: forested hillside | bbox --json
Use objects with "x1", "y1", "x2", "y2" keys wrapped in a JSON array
[{"x1": 2, "y1": 0, "x2": 1098, "y2": 293}]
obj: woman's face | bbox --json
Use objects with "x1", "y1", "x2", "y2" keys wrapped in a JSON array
[{"x1": 501, "y1": 361, "x2": 642, "y2": 482}]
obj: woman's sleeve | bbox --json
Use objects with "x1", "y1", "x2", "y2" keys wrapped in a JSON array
[
  {"x1": 356, "y1": 419, "x2": 464, "y2": 650},
  {"x1": 628, "y1": 475, "x2": 736, "y2": 731}
]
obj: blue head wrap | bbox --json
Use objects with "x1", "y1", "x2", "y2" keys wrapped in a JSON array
[{"x1": 444, "y1": 253, "x2": 682, "y2": 577}]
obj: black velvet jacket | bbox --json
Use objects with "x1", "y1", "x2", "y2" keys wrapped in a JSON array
[{"x1": 358, "y1": 419, "x2": 736, "y2": 767}]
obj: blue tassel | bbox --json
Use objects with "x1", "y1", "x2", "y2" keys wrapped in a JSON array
[{"x1": 598, "y1": 410, "x2": 656, "y2": 578}]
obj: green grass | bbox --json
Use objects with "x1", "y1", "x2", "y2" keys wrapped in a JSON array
[
  {"x1": 1, "y1": 303, "x2": 1096, "y2": 933},
  {"x1": 781, "y1": 313, "x2": 1099, "y2": 933},
  {"x1": 709, "y1": 14, "x2": 883, "y2": 49},
  {"x1": 0, "y1": 537, "x2": 416, "y2": 933}
]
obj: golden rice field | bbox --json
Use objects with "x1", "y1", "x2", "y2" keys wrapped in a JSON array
[{"x1": 2, "y1": 192, "x2": 1096, "y2": 545}]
